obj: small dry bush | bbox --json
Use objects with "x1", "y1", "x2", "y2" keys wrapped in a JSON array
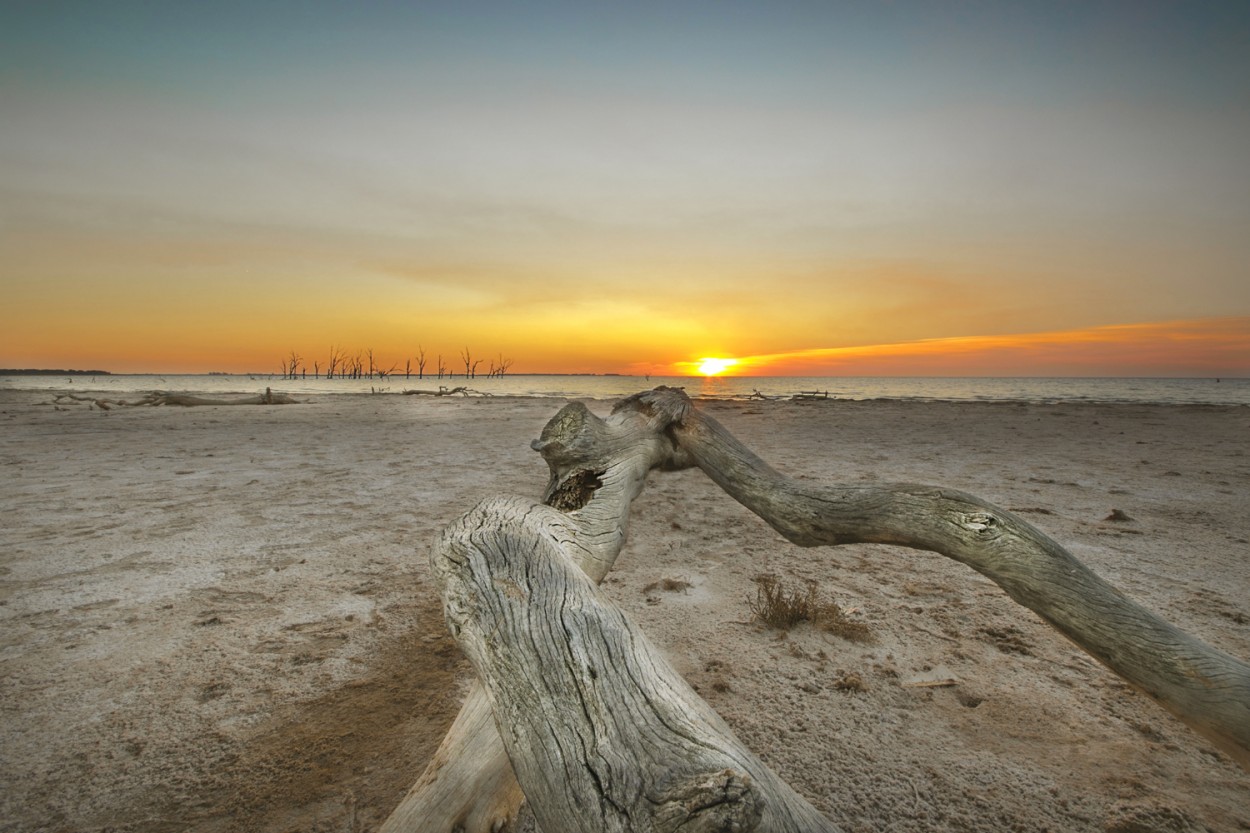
[
  {"x1": 832, "y1": 671, "x2": 868, "y2": 692},
  {"x1": 643, "y1": 578, "x2": 693, "y2": 594},
  {"x1": 749, "y1": 574, "x2": 871, "y2": 642}
]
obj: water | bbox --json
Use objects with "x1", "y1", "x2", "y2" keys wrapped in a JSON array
[{"x1": 3, "y1": 373, "x2": 1247, "y2": 405}]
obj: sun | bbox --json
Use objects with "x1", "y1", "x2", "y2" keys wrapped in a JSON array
[{"x1": 696, "y1": 357, "x2": 737, "y2": 376}]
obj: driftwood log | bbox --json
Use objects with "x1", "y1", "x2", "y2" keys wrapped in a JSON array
[
  {"x1": 52, "y1": 388, "x2": 298, "y2": 407},
  {"x1": 380, "y1": 392, "x2": 692, "y2": 833},
  {"x1": 402, "y1": 386, "x2": 496, "y2": 397},
  {"x1": 383, "y1": 387, "x2": 1250, "y2": 832},
  {"x1": 434, "y1": 496, "x2": 838, "y2": 832},
  {"x1": 402, "y1": 386, "x2": 471, "y2": 397}
]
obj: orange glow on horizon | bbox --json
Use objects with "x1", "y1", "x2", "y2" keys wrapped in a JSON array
[
  {"x1": 3, "y1": 316, "x2": 1246, "y2": 379},
  {"x1": 658, "y1": 318, "x2": 1249, "y2": 378}
]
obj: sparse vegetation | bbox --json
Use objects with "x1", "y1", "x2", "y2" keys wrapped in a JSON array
[
  {"x1": 642, "y1": 578, "x2": 693, "y2": 595},
  {"x1": 832, "y1": 671, "x2": 867, "y2": 692},
  {"x1": 748, "y1": 574, "x2": 871, "y2": 642}
]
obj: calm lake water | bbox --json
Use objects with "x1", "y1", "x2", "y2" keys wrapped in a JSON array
[{"x1": 3, "y1": 374, "x2": 1247, "y2": 405}]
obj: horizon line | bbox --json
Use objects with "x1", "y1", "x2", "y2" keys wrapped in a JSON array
[{"x1": 3, "y1": 369, "x2": 1245, "y2": 381}]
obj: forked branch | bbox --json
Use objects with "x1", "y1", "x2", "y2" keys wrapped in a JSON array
[{"x1": 384, "y1": 387, "x2": 1249, "y2": 833}]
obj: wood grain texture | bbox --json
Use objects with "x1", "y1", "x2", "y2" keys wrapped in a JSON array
[
  {"x1": 433, "y1": 496, "x2": 839, "y2": 833},
  {"x1": 381, "y1": 391, "x2": 693, "y2": 832}
]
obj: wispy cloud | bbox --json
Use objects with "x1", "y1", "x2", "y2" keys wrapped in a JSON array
[{"x1": 689, "y1": 318, "x2": 1250, "y2": 377}]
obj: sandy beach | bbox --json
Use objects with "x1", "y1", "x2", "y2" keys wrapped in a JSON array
[{"x1": 2, "y1": 389, "x2": 1248, "y2": 833}]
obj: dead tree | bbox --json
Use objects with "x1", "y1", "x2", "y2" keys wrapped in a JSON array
[
  {"x1": 326, "y1": 347, "x2": 343, "y2": 380},
  {"x1": 279, "y1": 351, "x2": 300, "y2": 379},
  {"x1": 459, "y1": 348, "x2": 484, "y2": 379},
  {"x1": 487, "y1": 355, "x2": 514, "y2": 378},
  {"x1": 382, "y1": 387, "x2": 1250, "y2": 833},
  {"x1": 416, "y1": 346, "x2": 428, "y2": 380}
]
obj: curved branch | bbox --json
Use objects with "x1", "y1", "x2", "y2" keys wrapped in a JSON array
[{"x1": 664, "y1": 390, "x2": 1250, "y2": 769}]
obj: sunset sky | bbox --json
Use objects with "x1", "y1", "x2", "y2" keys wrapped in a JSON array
[{"x1": 3, "y1": 2, "x2": 1248, "y2": 376}]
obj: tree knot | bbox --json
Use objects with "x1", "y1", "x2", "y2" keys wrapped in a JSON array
[
  {"x1": 545, "y1": 469, "x2": 606, "y2": 511},
  {"x1": 959, "y1": 512, "x2": 999, "y2": 536},
  {"x1": 652, "y1": 768, "x2": 763, "y2": 832}
]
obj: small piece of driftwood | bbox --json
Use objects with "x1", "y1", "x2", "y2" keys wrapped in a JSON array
[{"x1": 402, "y1": 386, "x2": 470, "y2": 396}]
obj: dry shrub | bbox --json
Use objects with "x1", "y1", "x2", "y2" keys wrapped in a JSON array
[
  {"x1": 643, "y1": 578, "x2": 693, "y2": 594},
  {"x1": 832, "y1": 671, "x2": 867, "y2": 693},
  {"x1": 749, "y1": 574, "x2": 871, "y2": 642}
]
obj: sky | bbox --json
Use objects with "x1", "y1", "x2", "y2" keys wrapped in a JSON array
[{"x1": 2, "y1": 1, "x2": 1248, "y2": 376}]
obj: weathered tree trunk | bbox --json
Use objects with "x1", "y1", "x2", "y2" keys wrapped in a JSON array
[
  {"x1": 380, "y1": 395, "x2": 692, "y2": 833},
  {"x1": 433, "y1": 495, "x2": 839, "y2": 833},
  {"x1": 663, "y1": 393, "x2": 1250, "y2": 769},
  {"x1": 387, "y1": 386, "x2": 1249, "y2": 833}
]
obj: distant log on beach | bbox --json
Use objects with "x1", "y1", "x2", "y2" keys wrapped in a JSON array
[
  {"x1": 401, "y1": 386, "x2": 491, "y2": 397},
  {"x1": 52, "y1": 388, "x2": 299, "y2": 408},
  {"x1": 384, "y1": 386, "x2": 1250, "y2": 833},
  {"x1": 3, "y1": 368, "x2": 111, "y2": 376}
]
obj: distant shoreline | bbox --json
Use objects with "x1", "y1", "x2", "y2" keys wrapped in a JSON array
[
  {"x1": 0, "y1": 369, "x2": 111, "y2": 376},
  {"x1": 2, "y1": 372, "x2": 1246, "y2": 406}
]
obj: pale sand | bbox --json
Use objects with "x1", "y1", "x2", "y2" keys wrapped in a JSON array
[{"x1": 1, "y1": 390, "x2": 1248, "y2": 833}]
